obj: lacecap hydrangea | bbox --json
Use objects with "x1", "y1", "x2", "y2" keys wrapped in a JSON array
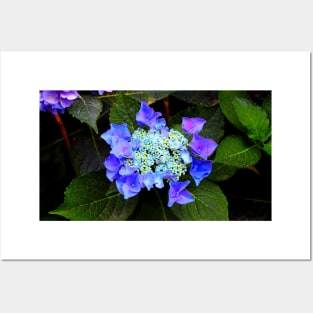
[{"x1": 101, "y1": 101, "x2": 218, "y2": 207}]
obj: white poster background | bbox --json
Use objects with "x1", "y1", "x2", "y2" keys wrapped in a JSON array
[{"x1": 0, "y1": 52, "x2": 310, "y2": 260}]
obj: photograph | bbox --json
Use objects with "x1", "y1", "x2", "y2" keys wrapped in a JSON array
[{"x1": 40, "y1": 90, "x2": 272, "y2": 221}]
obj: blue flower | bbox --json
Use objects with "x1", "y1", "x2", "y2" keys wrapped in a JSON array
[
  {"x1": 136, "y1": 101, "x2": 162, "y2": 128},
  {"x1": 189, "y1": 157, "x2": 213, "y2": 186},
  {"x1": 40, "y1": 90, "x2": 80, "y2": 114},
  {"x1": 101, "y1": 100, "x2": 218, "y2": 206},
  {"x1": 104, "y1": 154, "x2": 122, "y2": 182},
  {"x1": 182, "y1": 117, "x2": 206, "y2": 134},
  {"x1": 168, "y1": 180, "x2": 194, "y2": 207},
  {"x1": 189, "y1": 133, "x2": 218, "y2": 160},
  {"x1": 116, "y1": 173, "x2": 141, "y2": 199}
]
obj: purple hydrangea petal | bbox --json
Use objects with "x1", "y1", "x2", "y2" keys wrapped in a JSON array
[
  {"x1": 136, "y1": 101, "x2": 162, "y2": 128},
  {"x1": 189, "y1": 133, "x2": 218, "y2": 160},
  {"x1": 41, "y1": 91, "x2": 60, "y2": 104},
  {"x1": 40, "y1": 90, "x2": 79, "y2": 114},
  {"x1": 60, "y1": 90, "x2": 80, "y2": 100},
  {"x1": 189, "y1": 157, "x2": 213, "y2": 186},
  {"x1": 60, "y1": 97, "x2": 74, "y2": 108},
  {"x1": 111, "y1": 137, "x2": 133, "y2": 158},
  {"x1": 168, "y1": 180, "x2": 194, "y2": 207},
  {"x1": 182, "y1": 117, "x2": 206, "y2": 134}
]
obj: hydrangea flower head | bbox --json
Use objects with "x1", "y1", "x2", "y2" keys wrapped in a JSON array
[
  {"x1": 40, "y1": 90, "x2": 80, "y2": 114},
  {"x1": 101, "y1": 101, "x2": 218, "y2": 207}
]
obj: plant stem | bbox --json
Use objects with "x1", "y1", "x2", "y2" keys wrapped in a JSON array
[
  {"x1": 154, "y1": 189, "x2": 167, "y2": 221},
  {"x1": 54, "y1": 113, "x2": 71, "y2": 151}
]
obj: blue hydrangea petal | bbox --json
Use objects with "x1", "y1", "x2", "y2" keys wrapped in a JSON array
[
  {"x1": 174, "y1": 190, "x2": 194, "y2": 205},
  {"x1": 189, "y1": 133, "x2": 218, "y2": 160},
  {"x1": 119, "y1": 163, "x2": 136, "y2": 175},
  {"x1": 104, "y1": 154, "x2": 122, "y2": 172},
  {"x1": 180, "y1": 149, "x2": 192, "y2": 164},
  {"x1": 140, "y1": 172, "x2": 155, "y2": 190},
  {"x1": 189, "y1": 157, "x2": 213, "y2": 186},
  {"x1": 111, "y1": 123, "x2": 131, "y2": 140},
  {"x1": 182, "y1": 117, "x2": 206, "y2": 134},
  {"x1": 116, "y1": 173, "x2": 141, "y2": 199},
  {"x1": 101, "y1": 123, "x2": 131, "y2": 146},
  {"x1": 106, "y1": 169, "x2": 120, "y2": 182},
  {"x1": 168, "y1": 180, "x2": 194, "y2": 207}
]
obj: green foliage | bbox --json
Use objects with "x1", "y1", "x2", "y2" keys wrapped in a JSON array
[
  {"x1": 172, "y1": 91, "x2": 218, "y2": 106},
  {"x1": 126, "y1": 91, "x2": 173, "y2": 104},
  {"x1": 70, "y1": 130, "x2": 109, "y2": 176},
  {"x1": 49, "y1": 171, "x2": 137, "y2": 220},
  {"x1": 171, "y1": 180, "x2": 228, "y2": 221},
  {"x1": 68, "y1": 95, "x2": 103, "y2": 133},
  {"x1": 215, "y1": 135, "x2": 261, "y2": 167},
  {"x1": 263, "y1": 140, "x2": 272, "y2": 156},
  {"x1": 232, "y1": 97, "x2": 271, "y2": 143},
  {"x1": 218, "y1": 91, "x2": 248, "y2": 131},
  {"x1": 109, "y1": 91, "x2": 140, "y2": 133},
  {"x1": 209, "y1": 162, "x2": 238, "y2": 182},
  {"x1": 262, "y1": 94, "x2": 272, "y2": 122}
]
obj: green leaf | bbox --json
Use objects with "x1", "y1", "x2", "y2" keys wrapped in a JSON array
[
  {"x1": 233, "y1": 97, "x2": 271, "y2": 143},
  {"x1": 171, "y1": 180, "x2": 228, "y2": 221},
  {"x1": 126, "y1": 91, "x2": 173, "y2": 104},
  {"x1": 218, "y1": 91, "x2": 248, "y2": 131},
  {"x1": 215, "y1": 135, "x2": 262, "y2": 167},
  {"x1": 262, "y1": 94, "x2": 272, "y2": 122},
  {"x1": 263, "y1": 140, "x2": 272, "y2": 156},
  {"x1": 49, "y1": 170, "x2": 137, "y2": 220},
  {"x1": 68, "y1": 95, "x2": 103, "y2": 134},
  {"x1": 209, "y1": 162, "x2": 238, "y2": 182},
  {"x1": 109, "y1": 92, "x2": 140, "y2": 133},
  {"x1": 172, "y1": 91, "x2": 218, "y2": 106},
  {"x1": 70, "y1": 130, "x2": 109, "y2": 176}
]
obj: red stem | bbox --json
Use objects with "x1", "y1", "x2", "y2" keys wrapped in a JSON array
[
  {"x1": 164, "y1": 99, "x2": 171, "y2": 121},
  {"x1": 54, "y1": 113, "x2": 71, "y2": 151}
]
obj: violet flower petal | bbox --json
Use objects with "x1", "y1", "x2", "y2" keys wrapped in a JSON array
[
  {"x1": 182, "y1": 117, "x2": 206, "y2": 134},
  {"x1": 189, "y1": 133, "x2": 218, "y2": 160}
]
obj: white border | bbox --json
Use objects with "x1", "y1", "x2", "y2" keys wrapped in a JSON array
[{"x1": 0, "y1": 52, "x2": 310, "y2": 260}]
